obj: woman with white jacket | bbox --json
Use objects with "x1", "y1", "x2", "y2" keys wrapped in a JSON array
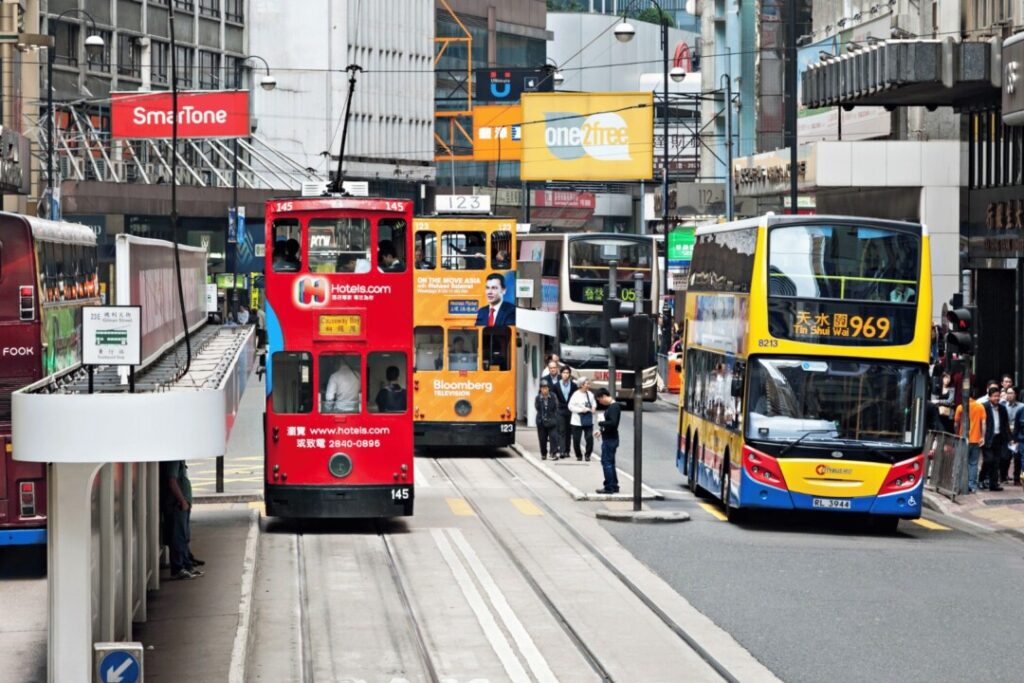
[{"x1": 567, "y1": 378, "x2": 597, "y2": 461}]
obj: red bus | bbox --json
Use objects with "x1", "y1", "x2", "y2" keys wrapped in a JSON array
[
  {"x1": 1, "y1": 213, "x2": 99, "y2": 545},
  {"x1": 263, "y1": 197, "x2": 415, "y2": 517}
]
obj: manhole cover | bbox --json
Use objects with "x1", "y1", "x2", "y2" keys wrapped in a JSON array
[{"x1": 981, "y1": 498, "x2": 1024, "y2": 506}]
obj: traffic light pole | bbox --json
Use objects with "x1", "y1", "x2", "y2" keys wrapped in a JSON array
[
  {"x1": 607, "y1": 261, "x2": 618, "y2": 401},
  {"x1": 632, "y1": 271, "x2": 644, "y2": 512}
]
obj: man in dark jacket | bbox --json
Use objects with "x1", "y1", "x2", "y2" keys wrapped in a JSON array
[
  {"x1": 594, "y1": 388, "x2": 621, "y2": 493},
  {"x1": 535, "y1": 383, "x2": 560, "y2": 460},
  {"x1": 552, "y1": 366, "x2": 577, "y2": 459},
  {"x1": 982, "y1": 385, "x2": 1010, "y2": 491}
]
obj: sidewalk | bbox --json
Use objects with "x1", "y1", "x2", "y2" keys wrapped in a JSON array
[{"x1": 924, "y1": 484, "x2": 1024, "y2": 540}]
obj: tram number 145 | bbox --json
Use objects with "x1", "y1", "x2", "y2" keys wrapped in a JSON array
[{"x1": 391, "y1": 488, "x2": 411, "y2": 501}]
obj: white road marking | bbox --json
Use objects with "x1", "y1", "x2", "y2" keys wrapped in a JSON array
[
  {"x1": 415, "y1": 459, "x2": 432, "y2": 488},
  {"x1": 449, "y1": 529, "x2": 557, "y2": 683},
  {"x1": 431, "y1": 528, "x2": 530, "y2": 683}
]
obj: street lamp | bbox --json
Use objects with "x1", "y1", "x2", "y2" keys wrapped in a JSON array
[
  {"x1": 230, "y1": 55, "x2": 275, "y2": 323},
  {"x1": 45, "y1": 10, "x2": 105, "y2": 220},
  {"x1": 615, "y1": 1, "x2": 680, "y2": 350}
]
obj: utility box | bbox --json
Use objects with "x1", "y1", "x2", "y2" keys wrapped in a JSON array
[{"x1": 95, "y1": 642, "x2": 143, "y2": 683}]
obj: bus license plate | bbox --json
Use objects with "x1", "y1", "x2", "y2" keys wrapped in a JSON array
[
  {"x1": 593, "y1": 371, "x2": 622, "y2": 381},
  {"x1": 319, "y1": 314, "x2": 361, "y2": 336},
  {"x1": 812, "y1": 497, "x2": 851, "y2": 510}
]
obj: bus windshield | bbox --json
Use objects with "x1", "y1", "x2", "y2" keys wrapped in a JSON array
[
  {"x1": 745, "y1": 357, "x2": 926, "y2": 450},
  {"x1": 558, "y1": 312, "x2": 608, "y2": 368},
  {"x1": 768, "y1": 223, "x2": 919, "y2": 302},
  {"x1": 569, "y1": 239, "x2": 651, "y2": 279}
]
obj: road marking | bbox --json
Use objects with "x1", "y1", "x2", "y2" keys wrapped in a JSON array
[
  {"x1": 510, "y1": 498, "x2": 543, "y2": 516},
  {"x1": 448, "y1": 529, "x2": 557, "y2": 683},
  {"x1": 446, "y1": 497, "x2": 475, "y2": 516},
  {"x1": 432, "y1": 529, "x2": 530, "y2": 682},
  {"x1": 699, "y1": 502, "x2": 728, "y2": 521},
  {"x1": 247, "y1": 501, "x2": 265, "y2": 517},
  {"x1": 912, "y1": 518, "x2": 950, "y2": 531}
]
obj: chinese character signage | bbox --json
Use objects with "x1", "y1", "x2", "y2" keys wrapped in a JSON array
[
  {"x1": 668, "y1": 226, "x2": 696, "y2": 268},
  {"x1": 767, "y1": 301, "x2": 916, "y2": 346},
  {"x1": 82, "y1": 306, "x2": 142, "y2": 365}
]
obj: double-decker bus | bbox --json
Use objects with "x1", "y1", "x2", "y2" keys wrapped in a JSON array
[
  {"x1": 412, "y1": 215, "x2": 517, "y2": 447},
  {"x1": 263, "y1": 196, "x2": 414, "y2": 518},
  {"x1": 518, "y1": 233, "x2": 659, "y2": 400},
  {"x1": 1, "y1": 213, "x2": 99, "y2": 545},
  {"x1": 677, "y1": 214, "x2": 931, "y2": 529}
]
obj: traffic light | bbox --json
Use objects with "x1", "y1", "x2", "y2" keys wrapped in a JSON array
[
  {"x1": 602, "y1": 298, "x2": 654, "y2": 371},
  {"x1": 945, "y1": 306, "x2": 974, "y2": 356}
]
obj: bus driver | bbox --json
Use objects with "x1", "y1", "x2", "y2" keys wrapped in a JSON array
[{"x1": 324, "y1": 359, "x2": 360, "y2": 413}]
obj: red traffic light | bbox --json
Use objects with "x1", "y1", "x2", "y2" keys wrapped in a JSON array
[{"x1": 946, "y1": 307, "x2": 972, "y2": 331}]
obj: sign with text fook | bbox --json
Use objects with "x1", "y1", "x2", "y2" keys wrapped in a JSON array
[{"x1": 111, "y1": 90, "x2": 250, "y2": 139}]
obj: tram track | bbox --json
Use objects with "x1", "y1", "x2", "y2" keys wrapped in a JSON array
[
  {"x1": 434, "y1": 455, "x2": 742, "y2": 683},
  {"x1": 295, "y1": 532, "x2": 314, "y2": 683}
]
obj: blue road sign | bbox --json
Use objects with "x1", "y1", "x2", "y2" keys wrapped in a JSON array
[{"x1": 98, "y1": 651, "x2": 139, "y2": 683}]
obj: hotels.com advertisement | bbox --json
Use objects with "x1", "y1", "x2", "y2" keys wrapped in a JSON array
[{"x1": 110, "y1": 90, "x2": 250, "y2": 138}]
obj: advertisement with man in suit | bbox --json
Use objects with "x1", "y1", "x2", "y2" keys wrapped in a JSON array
[{"x1": 475, "y1": 272, "x2": 516, "y2": 327}]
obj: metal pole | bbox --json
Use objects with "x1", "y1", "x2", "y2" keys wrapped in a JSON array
[
  {"x1": 723, "y1": 73, "x2": 734, "y2": 220},
  {"x1": 608, "y1": 261, "x2": 618, "y2": 401},
  {"x1": 47, "y1": 46, "x2": 53, "y2": 218},
  {"x1": 231, "y1": 63, "x2": 241, "y2": 328},
  {"x1": 632, "y1": 271, "x2": 644, "y2": 512},
  {"x1": 660, "y1": 13, "x2": 670, "y2": 326},
  {"x1": 786, "y1": 0, "x2": 798, "y2": 214}
]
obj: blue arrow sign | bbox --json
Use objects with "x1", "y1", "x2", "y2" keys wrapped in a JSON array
[{"x1": 99, "y1": 651, "x2": 139, "y2": 683}]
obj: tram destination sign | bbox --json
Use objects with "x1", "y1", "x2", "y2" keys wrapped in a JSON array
[{"x1": 82, "y1": 305, "x2": 141, "y2": 365}]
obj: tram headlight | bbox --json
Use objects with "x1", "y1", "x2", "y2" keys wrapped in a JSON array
[
  {"x1": 328, "y1": 452, "x2": 353, "y2": 479},
  {"x1": 454, "y1": 399, "x2": 472, "y2": 417}
]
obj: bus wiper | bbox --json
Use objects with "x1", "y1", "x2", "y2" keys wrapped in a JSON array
[{"x1": 778, "y1": 429, "x2": 836, "y2": 457}]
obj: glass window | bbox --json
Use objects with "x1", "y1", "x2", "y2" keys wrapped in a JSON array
[
  {"x1": 271, "y1": 219, "x2": 302, "y2": 272},
  {"x1": 51, "y1": 21, "x2": 80, "y2": 67},
  {"x1": 117, "y1": 34, "x2": 141, "y2": 78},
  {"x1": 414, "y1": 231, "x2": 436, "y2": 270},
  {"x1": 173, "y1": 45, "x2": 194, "y2": 87},
  {"x1": 414, "y1": 326, "x2": 443, "y2": 371},
  {"x1": 152, "y1": 41, "x2": 169, "y2": 84},
  {"x1": 320, "y1": 354, "x2": 361, "y2": 414},
  {"x1": 541, "y1": 239, "x2": 561, "y2": 277},
  {"x1": 199, "y1": 0, "x2": 220, "y2": 18},
  {"x1": 174, "y1": 0, "x2": 195, "y2": 11},
  {"x1": 225, "y1": 0, "x2": 244, "y2": 22},
  {"x1": 308, "y1": 217, "x2": 370, "y2": 273},
  {"x1": 377, "y1": 218, "x2": 407, "y2": 273},
  {"x1": 86, "y1": 29, "x2": 112, "y2": 72},
  {"x1": 198, "y1": 50, "x2": 221, "y2": 89},
  {"x1": 688, "y1": 228, "x2": 757, "y2": 293},
  {"x1": 683, "y1": 348, "x2": 742, "y2": 431},
  {"x1": 491, "y1": 231, "x2": 513, "y2": 270},
  {"x1": 482, "y1": 328, "x2": 511, "y2": 371},
  {"x1": 768, "y1": 223, "x2": 920, "y2": 302},
  {"x1": 271, "y1": 352, "x2": 313, "y2": 414},
  {"x1": 368, "y1": 352, "x2": 407, "y2": 413},
  {"x1": 448, "y1": 329, "x2": 478, "y2": 371},
  {"x1": 441, "y1": 231, "x2": 487, "y2": 270}
]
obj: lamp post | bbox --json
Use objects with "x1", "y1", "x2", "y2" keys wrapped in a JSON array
[
  {"x1": 229, "y1": 55, "x2": 275, "y2": 323},
  {"x1": 614, "y1": 3, "x2": 684, "y2": 345},
  {"x1": 45, "y1": 10, "x2": 105, "y2": 220}
]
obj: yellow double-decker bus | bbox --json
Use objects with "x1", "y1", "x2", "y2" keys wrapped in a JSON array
[
  {"x1": 677, "y1": 214, "x2": 931, "y2": 530},
  {"x1": 412, "y1": 215, "x2": 517, "y2": 447}
]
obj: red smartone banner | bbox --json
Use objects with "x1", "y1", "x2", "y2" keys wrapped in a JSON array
[{"x1": 111, "y1": 90, "x2": 250, "y2": 139}]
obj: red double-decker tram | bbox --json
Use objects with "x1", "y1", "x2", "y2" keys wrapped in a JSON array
[{"x1": 263, "y1": 196, "x2": 414, "y2": 517}]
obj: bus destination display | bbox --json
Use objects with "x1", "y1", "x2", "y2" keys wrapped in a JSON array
[
  {"x1": 767, "y1": 301, "x2": 915, "y2": 346},
  {"x1": 319, "y1": 314, "x2": 362, "y2": 336}
]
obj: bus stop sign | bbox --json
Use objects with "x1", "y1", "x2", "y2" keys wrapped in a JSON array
[{"x1": 95, "y1": 643, "x2": 143, "y2": 683}]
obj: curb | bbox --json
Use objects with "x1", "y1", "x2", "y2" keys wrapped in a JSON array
[
  {"x1": 922, "y1": 489, "x2": 998, "y2": 535},
  {"x1": 228, "y1": 507, "x2": 261, "y2": 683},
  {"x1": 195, "y1": 492, "x2": 263, "y2": 505},
  {"x1": 511, "y1": 443, "x2": 664, "y2": 502},
  {"x1": 595, "y1": 509, "x2": 690, "y2": 523}
]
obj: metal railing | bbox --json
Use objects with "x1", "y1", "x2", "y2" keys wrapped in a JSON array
[{"x1": 925, "y1": 429, "x2": 969, "y2": 502}]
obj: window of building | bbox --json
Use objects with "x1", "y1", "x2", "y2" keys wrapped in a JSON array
[
  {"x1": 377, "y1": 218, "x2": 406, "y2": 273},
  {"x1": 319, "y1": 354, "x2": 361, "y2": 414},
  {"x1": 225, "y1": 0, "x2": 244, "y2": 22},
  {"x1": 174, "y1": 0, "x2": 195, "y2": 12},
  {"x1": 414, "y1": 327, "x2": 443, "y2": 371},
  {"x1": 51, "y1": 21, "x2": 80, "y2": 67},
  {"x1": 441, "y1": 231, "x2": 486, "y2": 270},
  {"x1": 271, "y1": 219, "x2": 301, "y2": 273},
  {"x1": 85, "y1": 29, "x2": 112, "y2": 72},
  {"x1": 307, "y1": 218, "x2": 370, "y2": 273},
  {"x1": 152, "y1": 41, "x2": 169, "y2": 84},
  {"x1": 224, "y1": 55, "x2": 243, "y2": 88},
  {"x1": 199, "y1": 0, "x2": 220, "y2": 18},
  {"x1": 198, "y1": 50, "x2": 221, "y2": 89},
  {"x1": 271, "y1": 352, "x2": 313, "y2": 414},
  {"x1": 117, "y1": 34, "x2": 141, "y2": 78},
  {"x1": 414, "y1": 231, "x2": 436, "y2": 270},
  {"x1": 368, "y1": 352, "x2": 407, "y2": 414},
  {"x1": 448, "y1": 329, "x2": 478, "y2": 371},
  {"x1": 174, "y1": 45, "x2": 193, "y2": 87}
]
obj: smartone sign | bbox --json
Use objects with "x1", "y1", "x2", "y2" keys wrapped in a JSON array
[{"x1": 111, "y1": 90, "x2": 250, "y2": 138}]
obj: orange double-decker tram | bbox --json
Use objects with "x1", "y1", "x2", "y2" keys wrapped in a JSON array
[{"x1": 412, "y1": 215, "x2": 516, "y2": 447}]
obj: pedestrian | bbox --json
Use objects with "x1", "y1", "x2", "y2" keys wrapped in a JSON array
[
  {"x1": 977, "y1": 379, "x2": 1000, "y2": 404},
  {"x1": 236, "y1": 306, "x2": 250, "y2": 325},
  {"x1": 568, "y1": 377, "x2": 597, "y2": 461},
  {"x1": 931, "y1": 371, "x2": 956, "y2": 433},
  {"x1": 552, "y1": 366, "x2": 577, "y2": 458},
  {"x1": 161, "y1": 460, "x2": 203, "y2": 579},
  {"x1": 1003, "y1": 387, "x2": 1023, "y2": 485},
  {"x1": 594, "y1": 388, "x2": 621, "y2": 494},
  {"x1": 535, "y1": 383, "x2": 559, "y2": 460},
  {"x1": 256, "y1": 305, "x2": 266, "y2": 349},
  {"x1": 981, "y1": 385, "x2": 1009, "y2": 491},
  {"x1": 954, "y1": 394, "x2": 986, "y2": 493}
]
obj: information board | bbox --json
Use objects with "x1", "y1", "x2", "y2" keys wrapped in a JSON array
[{"x1": 82, "y1": 306, "x2": 142, "y2": 366}]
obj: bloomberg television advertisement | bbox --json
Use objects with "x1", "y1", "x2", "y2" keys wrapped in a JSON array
[
  {"x1": 115, "y1": 235, "x2": 208, "y2": 369},
  {"x1": 110, "y1": 90, "x2": 250, "y2": 139},
  {"x1": 519, "y1": 92, "x2": 654, "y2": 181}
]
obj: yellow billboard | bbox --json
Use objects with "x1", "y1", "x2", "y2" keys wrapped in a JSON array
[{"x1": 520, "y1": 92, "x2": 654, "y2": 181}]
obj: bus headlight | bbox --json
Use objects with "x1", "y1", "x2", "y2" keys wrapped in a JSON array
[
  {"x1": 455, "y1": 399, "x2": 472, "y2": 417},
  {"x1": 328, "y1": 452, "x2": 353, "y2": 478}
]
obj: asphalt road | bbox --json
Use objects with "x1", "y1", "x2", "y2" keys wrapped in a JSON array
[{"x1": 603, "y1": 396, "x2": 1024, "y2": 683}]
